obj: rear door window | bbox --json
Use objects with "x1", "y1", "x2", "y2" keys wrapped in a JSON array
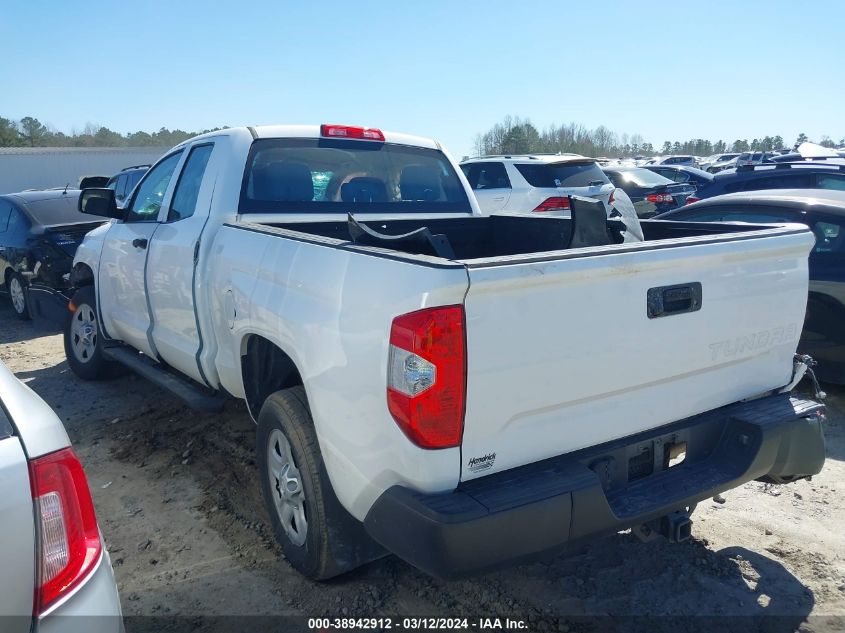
[
  {"x1": 6, "y1": 209, "x2": 29, "y2": 236},
  {"x1": 114, "y1": 174, "x2": 128, "y2": 203},
  {"x1": 725, "y1": 174, "x2": 813, "y2": 193},
  {"x1": 461, "y1": 162, "x2": 510, "y2": 190},
  {"x1": 662, "y1": 169, "x2": 689, "y2": 183},
  {"x1": 168, "y1": 144, "x2": 214, "y2": 222},
  {"x1": 817, "y1": 174, "x2": 845, "y2": 191},
  {"x1": 612, "y1": 169, "x2": 673, "y2": 188},
  {"x1": 671, "y1": 210, "x2": 728, "y2": 222},
  {"x1": 0, "y1": 402, "x2": 12, "y2": 439},
  {"x1": 515, "y1": 161, "x2": 609, "y2": 188},
  {"x1": 718, "y1": 208, "x2": 796, "y2": 223},
  {"x1": 677, "y1": 206, "x2": 797, "y2": 224},
  {"x1": 0, "y1": 201, "x2": 11, "y2": 232},
  {"x1": 127, "y1": 169, "x2": 145, "y2": 193}
]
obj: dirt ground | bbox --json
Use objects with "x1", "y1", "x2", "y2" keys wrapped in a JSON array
[{"x1": 2, "y1": 302, "x2": 844, "y2": 633}]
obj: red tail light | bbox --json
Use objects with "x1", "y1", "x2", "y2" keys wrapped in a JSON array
[
  {"x1": 533, "y1": 197, "x2": 571, "y2": 212},
  {"x1": 29, "y1": 448, "x2": 101, "y2": 614},
  {"x1": 645, "y1": 193, "x2": 675, "y2": 204},
  {"x1": 320, "y1": 124, "x2": 385, "y2": 141},
  {"x1": 685, "y1": 196, "x2": 701, "y2": 206},
  {"x1": 387, "y1": 306, "x2": 466, "y2": 449},
  {"x1": 608, "y1": 189, "x2": 616, "y2": 205}
]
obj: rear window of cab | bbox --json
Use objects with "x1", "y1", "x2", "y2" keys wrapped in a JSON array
[
  {"x1": 239, "y1": 138, "x2": 471, "y2": 214},
  {"x1": 515, "y1": 161, "x2": 609, "y2": 188}
]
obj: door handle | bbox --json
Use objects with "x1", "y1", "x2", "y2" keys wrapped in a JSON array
[
  {"x1": 132, "y1": 238, "x2": 148, "y2": 250},
  {"x1": 492, "y1": 196, "x2": 505, "y2": 202},
  {"x1": 647, "y1": 282, "x2": 702, "y2": 318}
]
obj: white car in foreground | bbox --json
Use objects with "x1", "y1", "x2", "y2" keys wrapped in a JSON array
[{"x1": 0, "y1": 360, "x2": 122, "y2": 633}]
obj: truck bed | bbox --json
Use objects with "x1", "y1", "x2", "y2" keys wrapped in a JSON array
[{"x1": 244, "y1": 214, "x2": 807, "y2": 265}]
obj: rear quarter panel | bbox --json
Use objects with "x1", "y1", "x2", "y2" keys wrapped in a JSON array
[{"x1": 208, "y1": 225, "x2": 471, "y2": 520}]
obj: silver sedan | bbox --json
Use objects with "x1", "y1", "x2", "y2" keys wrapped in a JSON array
[{"x1": 0, "y1": 359, "x2": 123, "y2": 632}]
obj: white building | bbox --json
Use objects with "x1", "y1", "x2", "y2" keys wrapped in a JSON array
[{"x1": 0, "y1": 147, "x2": 168, "y2": 194}]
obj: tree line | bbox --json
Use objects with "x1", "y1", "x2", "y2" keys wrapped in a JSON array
[
  {"x1": 0, "y1": 115, "x2": 225, "y2": 148},
  {"x1": 473, "y1": 116, "x2": 843, "y2": 158}
]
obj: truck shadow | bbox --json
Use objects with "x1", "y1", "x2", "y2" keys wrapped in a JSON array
[
  {"x1": 0, "y1": 300, "x2": 63, "y2": 345},
  {"x1": 361, "y1": 536, "x2": 817, "y2": 633}
]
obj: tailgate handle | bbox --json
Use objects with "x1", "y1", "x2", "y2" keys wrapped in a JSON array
[{"x1": 647, "y1": 282, "x2": 702, "y2": 318}]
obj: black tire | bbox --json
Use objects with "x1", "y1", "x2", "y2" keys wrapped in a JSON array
[
  {"x1": 63, "y1": 286, "x2": 119, "y2": 380},
  {"x1": 256, "y1": 387, "x2": 383, "y2": 580},
  {"x1": 7, "y1": 272, "x2": 30, "y2": 320}
]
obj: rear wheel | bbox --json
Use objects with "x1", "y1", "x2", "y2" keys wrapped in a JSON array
[
  {"x1": 8, "y1": 272, "x2": 30, "y2": 320},
  {"x1": 64, "y1": 286, "x2": 120, "y2": 380},
  {"x1": 256, "y1": 387, "x2": 383, "y2": 579}
]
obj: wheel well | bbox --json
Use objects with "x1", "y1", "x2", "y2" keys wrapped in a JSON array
[
  {"x1": 70, "y1": 263, "x2": 95, "y2": 287},
  {"x1": 241, "y1": 335, "x2": 304, "y2": 418}
]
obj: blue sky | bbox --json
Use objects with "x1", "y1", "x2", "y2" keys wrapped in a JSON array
[{"x1": 2, "y1": 0, "x2": 843, "y2": 157}]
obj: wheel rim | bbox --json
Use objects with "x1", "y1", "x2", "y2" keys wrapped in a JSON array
[
  {"x1": 267, "y1": 429, "x2": 308, "y2": 546},
  {"x1": 70, "y1": 303, "x2": 98, "y2": 364},
  {"x1": 9, "y1": 277, "x2": 25, "y2": 315}
]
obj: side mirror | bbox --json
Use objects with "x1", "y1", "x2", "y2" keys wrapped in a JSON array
[{"x1": 79, "y1": 188, "x2": 123, "y2": 220}]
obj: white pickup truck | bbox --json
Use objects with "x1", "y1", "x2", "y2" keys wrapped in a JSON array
[{"x1": 66, "y1": 124, "x2": 825, "y2": 580}]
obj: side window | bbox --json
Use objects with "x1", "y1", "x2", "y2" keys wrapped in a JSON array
[
  {"x1": 126, "y1": 152, "x2": 183, "y2": 222},
  {"x1": 477, "y1": 162, "x2": 510, "y2": 189},
  {"x1": 817, "y1": 174, "x2": 845, "y2": 191},
  {"x1": 6, "y1": 209, "x2": 27, "y2": 235},
  {"x1": 811, "y1": 219, "x2": 845, "y2": 253},
  {"x1": 128, "y1": 170, "x2": 145, "y2": 192},
  {"x1": 721, "y1": 210, "x2": 795, "y2": 223},
  {"x1": 0, "y1": 202, "x2": 11, "y2": 232},
  {"x1": 113, "y1": 174, "x2": 127, "y2": 204},
  {"x1": 726, "y1": 174, "x2": 812, "y2": 193},
  {"x1": 462, "y1": 162, "x2": 510, "y2": 190},
  {"x1": 168, "y1": 144, "x2": 214, "y2": 222},
  {"x1": 675, "y1": 211, "x2": 727, "y2": 222},
  {"x1": 606, "y1": 172, "x2": 623, "y2": 188}
]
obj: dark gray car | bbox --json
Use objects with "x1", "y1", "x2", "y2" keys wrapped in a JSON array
[{"x1": 0, "y1": 190, "x2": 108, "y2": 319}]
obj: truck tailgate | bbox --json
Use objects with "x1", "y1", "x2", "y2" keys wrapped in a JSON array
[{"x1": 459, "y1": 227, "x2": 814, "y2": 480}]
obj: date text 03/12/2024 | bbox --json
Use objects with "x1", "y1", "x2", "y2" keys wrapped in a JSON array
[{"x1": 308, "y1": 617, "x2": 529, "y2": 630}]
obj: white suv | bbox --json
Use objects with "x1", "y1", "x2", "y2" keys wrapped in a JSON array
[{"x1": 460, "y1": 154, "x2": 616, "y2": 215}]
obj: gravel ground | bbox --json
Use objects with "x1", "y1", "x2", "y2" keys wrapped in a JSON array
[{"x1": 1, "y1": 302, "x2": 844, "y2": 633}]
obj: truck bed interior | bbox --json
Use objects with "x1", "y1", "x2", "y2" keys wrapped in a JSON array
[{"x1": 258, "y1": 214, "x2": 787, "y2": 261}]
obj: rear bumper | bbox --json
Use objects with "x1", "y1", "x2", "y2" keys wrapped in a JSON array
[
  {"x1": 37, "y1": 550, "x2": 123, "y2": 633},
  {"x1": 363, "y1": 394, "x2": 825, "y2": 579}
]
